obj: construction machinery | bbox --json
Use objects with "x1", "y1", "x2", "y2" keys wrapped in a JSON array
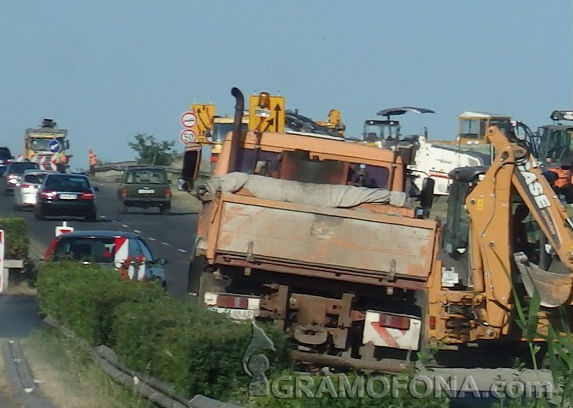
[
  {"x1": 536, "y1": 110, "x2": 573, "y2": 166},
  {"x1": 180, "y1": 88, "x2": 573, "y2": 371},
  {"x1": 188, "y1": 100, "x2": 345, "y2": 171},
  {"x1": 25, "y1": 119, "x2": 70, "y2": 170},
  {"x1": 361, "y1": 107, "x2": 486, "y2": 196}
]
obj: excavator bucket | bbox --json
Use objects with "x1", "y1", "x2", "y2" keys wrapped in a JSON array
[{"x1": 514, "y1": 252, "x2": 573, "y2": 307}]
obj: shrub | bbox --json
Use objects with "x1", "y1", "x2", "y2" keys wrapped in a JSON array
[
  {"x1": 0, "y1": 217, "x2": 29, "y2": 259},
  {"x1": 36, "y1": 262, "x2": 292, "y2": 402},
  {"x1": 37, "y1": 262, "x2": 166, "y2": 345}
]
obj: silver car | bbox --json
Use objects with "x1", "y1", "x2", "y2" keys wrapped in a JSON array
[{"x1": 14, "y1": 170, "x2": 54, "y2": 210}]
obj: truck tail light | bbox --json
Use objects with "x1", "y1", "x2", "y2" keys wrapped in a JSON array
[
  {"x1": 40, "y1": 190, "x2": 56, "y2": 199},
  {"x1": 210, "y1": 154, "x2": 219, "y2": 163},
  {"x1": 120, "y1": 187, "x2": 127, "y2": 197},
  {"x1": 80, "y1": 192, "x2": 95, "y2": 200},
  {"x1": 429, "y1": 316, "x2": 436, "y2": 330},
  {"x1": 164, "y1": 187, "x2": 172, "y2": 198},
  {"x1": 216, "y1": 294, "x2": 249, "y2": 309},
  {"x1": 378, "y1": 313, "x2": 411, "y2": 330}
]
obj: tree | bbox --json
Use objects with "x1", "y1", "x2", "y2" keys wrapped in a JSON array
[{"x1": 128, "y1": 133, "x2": 177, "y2": 166}]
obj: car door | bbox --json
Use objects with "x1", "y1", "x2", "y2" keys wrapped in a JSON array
[{"x1": 136, "y1": 238, "x2": 165, "y2": 283}]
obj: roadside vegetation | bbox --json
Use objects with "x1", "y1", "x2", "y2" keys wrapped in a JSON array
[
  {"x1": 22, "y1": 329, "x2": 155, "y2": 408},
  {"x1": 36, "y1": 262, "x2": 451, "y2": 407}
]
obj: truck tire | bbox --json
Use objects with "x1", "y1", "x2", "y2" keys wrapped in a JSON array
[
  {"x1": 118, "y1": 202, "x2": 128, "y2": 214},
  {"x1": 34, "y1": 207, "x2": 45, "y2": 220},
  {"x1": 187, "y1": 255, "x2": 206, "y2": 297},
  {"x1": 85, "y1": 209, "x2": 97, "y2": 222},
  {"x1": 160, "y1": 204, "x2": 171, "y2": 215}
]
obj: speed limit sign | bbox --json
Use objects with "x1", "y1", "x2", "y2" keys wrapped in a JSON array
[
  {"x1": 180, "y1": 111, "x2": 197, "y2": 128},
  {"x1": 179, "y1": 129, "x2": 197, "y2": 144}
]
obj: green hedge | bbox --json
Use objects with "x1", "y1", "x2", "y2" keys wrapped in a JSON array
[
  {"x1": 0, "y1": 217, "x2": 29, "y2": 259},
  {"x1": 36, "y1": 262, "x2": 291, "y2": 402}
]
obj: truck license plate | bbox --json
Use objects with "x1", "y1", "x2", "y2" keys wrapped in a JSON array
[
  {"x1": 208, "y1": 307, "x2": 255, "y2": 320},
  {"x1": 59, "y1": 194, "x2": 77, "y2": 200},
  {"x1": 138, "y1": 189, "x2": 155, "y2": 194}
]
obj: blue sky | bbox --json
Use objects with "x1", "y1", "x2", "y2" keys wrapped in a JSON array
[{"x1": 1, "y1": 1, "x2": 571, "y2": 169}]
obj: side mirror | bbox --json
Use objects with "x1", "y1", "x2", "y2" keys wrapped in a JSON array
[
  {"x1": 65, "y1": 140, "x2": 70, "y2": 149},
  {"x1": 420, "y1": 177, "x2": 435, "y2": 210},
  {"x1": 153, "y1": 257, "x2": 168, "y2": 265},
  {"x1": 93, "y1": 186, "x2": 99, "y2": 192},
  {"x1": 180, "y1": 143, "x2": 202, "y2": 188}
]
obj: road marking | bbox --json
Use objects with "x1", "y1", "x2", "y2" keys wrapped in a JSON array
[
  {"x1": 100, "y1": 215, "x2": 107, "y2": 219},
  {"x1": 148, "y1": 237, "x2": 157, "y2": 241},
  {"x1": 133, "y1": 229, "x2": 141, "y2": 234},
  {"x1": 122, "y1": 224, "x2": 129, "y2": 228},
  {"x1": 177, "y1": 248, "x2": 187, "y2": 253},
  {"x1": 162, "y1": 242, "x2": 170, "y2": 246}
]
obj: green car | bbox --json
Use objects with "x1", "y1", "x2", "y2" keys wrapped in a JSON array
[{"x1": 117, "y1": 166, "x2": 172, "y2": 215}]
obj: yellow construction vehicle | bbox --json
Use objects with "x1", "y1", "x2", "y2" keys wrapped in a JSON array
[
  {"x1": 315, "y1": 109, "x2": 345, "y2": 137},
  {"x1": 25, "y1": 119, "x2": 70, "y2": 167},
  {"x1": 179, "y1": 89, "x2": 572, "y2": 370}
]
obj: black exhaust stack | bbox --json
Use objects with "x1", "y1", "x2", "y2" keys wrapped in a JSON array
[{"x1": 228, "y1": 87, "x2": 244, "y2": 173}]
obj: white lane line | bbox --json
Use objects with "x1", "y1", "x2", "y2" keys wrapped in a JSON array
[
  {"x1": 161, "y1": 242, "x2": 170, "y2": 246},
  {"x1": 133, "y1": 229, "x2": 141, "y2": 234},
  {"x1": 177, "y1": 248, "x2": 187, "y2": 253},
  {"x1": 122, "y1": 224, "x2": 129, "y2": 228},
  {"x1": 148, "y1": 237, "x2": 157, "y2": 241},
  {"x1": 99, "y1": 215, "x2": 107, "y2": 219}
]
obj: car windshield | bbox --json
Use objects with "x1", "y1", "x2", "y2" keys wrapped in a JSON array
[
  {"x1": 45, "y1": 175, "x2": 91, "y2": 192},
  {"x1": 53, "y1": 237, "x2": 116, "y2": 263},
  {"x1": 24, "y1": 173, "x2": 47, "y2": 184},
  {"x1": 8, "y1": 162, "x2": 40, "y2": 174},
  {"x1": 124, "y1": 169, "x2": 167, "y2": 184}
]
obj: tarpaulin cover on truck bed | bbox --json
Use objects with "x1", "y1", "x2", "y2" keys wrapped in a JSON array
[{"x1": 206, "y1": 172, "x2": 407, "y2": 208}]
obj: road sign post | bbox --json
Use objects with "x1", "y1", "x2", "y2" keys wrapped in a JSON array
[
  {"x1": 248, "y1": 94, "x2": 285, "y2": 133},
  {"x1": 49, "y1": 139, "x2": 62, "y2": 153},
  {"x1": 179, "y1": 129, "x2": 197, "y2": 145},
  {"x1": 180, "y1": 111, "x2": 198, "y2": 128}
]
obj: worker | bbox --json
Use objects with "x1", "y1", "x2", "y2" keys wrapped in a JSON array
[
  {"x1": 89, "y1": 149, "x2": 97, "y2": 175},
  {"x1": 544, "y1": 153, "x2": 573, "y2": 203},
  {"x1": 56, "y1": 151, "x2": 68, "y2": 173}
]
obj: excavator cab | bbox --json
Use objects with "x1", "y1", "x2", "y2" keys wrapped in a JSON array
[{"x1": 537, "y1": 125, "x2": 573, "y2": 166}]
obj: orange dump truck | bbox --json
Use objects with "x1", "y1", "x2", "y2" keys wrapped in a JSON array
[{"x1": 180, "y1": 88, "x2": 573, "y2": 371}]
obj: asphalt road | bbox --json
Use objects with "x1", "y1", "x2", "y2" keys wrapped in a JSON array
[{"x1": 0, "y1": 177, "x2": 198, "y2": 299}]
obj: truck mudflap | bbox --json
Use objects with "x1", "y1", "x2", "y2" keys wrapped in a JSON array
[
  {"x1": 211, "y1": 194, "x2": 438, "y2": 287},
  {"x1": 362, "y1": 311, "x2": 421, "y2": 351}
]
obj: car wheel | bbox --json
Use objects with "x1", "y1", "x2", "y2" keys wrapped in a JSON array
[
  {"x1": 34, "y1": 207, "x2": 45, "y2": 220},
  {"x1": 118, "y1": 202, "x2": 128, "y2": 214},
  {"x1": 85, "y1": 209, "x2": 97, "y2": 222},
  {"x1": 160, "y1": 205, "x2": 171, "y2": 215}
]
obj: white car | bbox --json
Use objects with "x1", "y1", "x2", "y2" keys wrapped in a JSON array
[{"x1": 14, "y1": 170, "x2": 54, "y2": 210}]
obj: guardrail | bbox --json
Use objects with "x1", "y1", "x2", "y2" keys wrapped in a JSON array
[{"x1": 44, "y1": 316, "x2": 245, "y2": 408}]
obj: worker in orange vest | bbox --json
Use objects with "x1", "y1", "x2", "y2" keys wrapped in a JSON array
[
  {"x1": 89, "y1": 149, "x2": 97, "y2": 175},
  {"x1": 545, "y1": 154, "x2": 573, "y2": 203}
]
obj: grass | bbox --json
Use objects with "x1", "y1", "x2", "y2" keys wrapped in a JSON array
[{"x1": 21, "y1": 328, "x2": 155, "y2": 408}]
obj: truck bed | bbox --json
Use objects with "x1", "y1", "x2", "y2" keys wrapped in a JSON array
[{"x1": 207, "y1": 193, "x2": 438, "y2": 289}]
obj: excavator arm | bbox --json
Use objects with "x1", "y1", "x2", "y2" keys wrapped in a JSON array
[{"x1": 468, "y1": 126, "x2": 573, "y2": 316}]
